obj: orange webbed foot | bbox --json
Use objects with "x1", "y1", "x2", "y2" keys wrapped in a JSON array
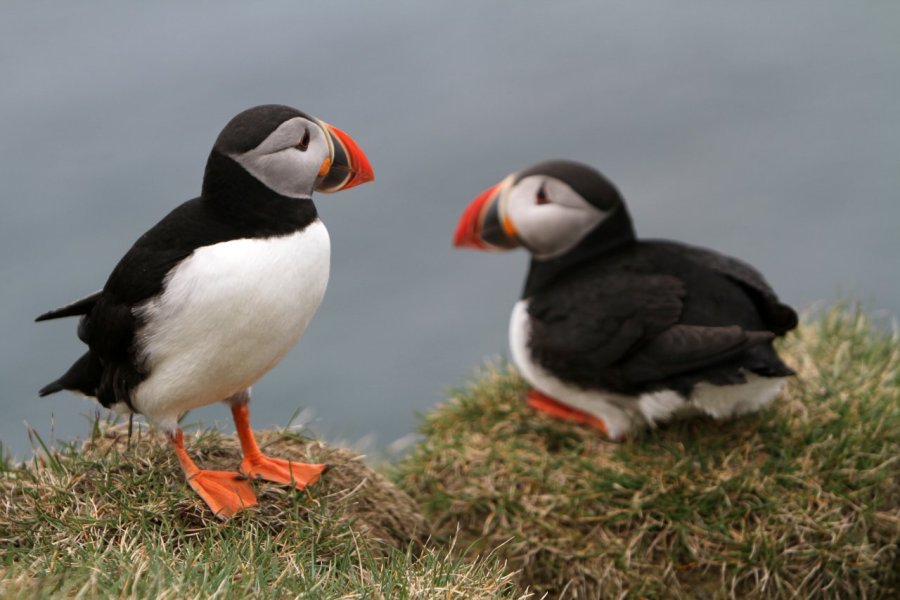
[
  {"x1": 230, "y1": 401, "x2": 326, "y2": 489},
  {"x1": 185, "y1": 468, "x2": 258, "y2": 519},
  {"x1": 239, "y1": 454, "x2": 326, "y2": 489},
  {"x1": 169, "y1": 429, "x2": 258, "y2": 519},
  {"x1": 527, "y1": 389, "x2": 610, "y2": 437}
]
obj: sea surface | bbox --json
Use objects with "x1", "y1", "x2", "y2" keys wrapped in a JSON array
[{"x1": 2, "y1": 1, "x2": 898, "y2": 457}]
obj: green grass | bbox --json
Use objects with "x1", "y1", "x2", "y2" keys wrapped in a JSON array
[
  {"x1": 394, "y1": 306, "x2": 899, "y2": 598},
  {"x1": 2, "y1": 306, "x2": 897, "y2": 598}
]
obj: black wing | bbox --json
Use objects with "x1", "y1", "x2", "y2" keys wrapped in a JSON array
[
  {"x1": 81, "y1": 198, "x2": 244, "y2": 406},
  {"x1": 618, "y1": 324, "x2": 775, "y2": 384},
  {"x1": 36, "y1": 197, "x2": 220, "y2": 320},
  {"x1": 101, "y1": 198, "x2": 233, "y2": 305},
  {"x1": 663, "y1": 241, "x2": 798, "y2": 335},
  {"x1": 37, "y1": 198, "x2": 228, "y2": 406},
  {"x1": 527, "y1": 272, "x2": 685, "y2": 391},
  {"x1": 37, "y1": 174, "x2": 318, "y2": 404},
  {"x1": 526, "y1": 266, "x2": 785, "y2": 394}
]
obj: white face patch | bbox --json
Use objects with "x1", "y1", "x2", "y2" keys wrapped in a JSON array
[
  {"x1": 230, "y1": 117, "x2": 330, "y2": 199},
  {"x1": 504, "y1": 175, "x2": 607, "y2": 259}
]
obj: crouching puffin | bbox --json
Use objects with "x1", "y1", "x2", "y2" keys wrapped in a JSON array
[
  {"x1": 454, "y1": 160, "x2": 797, "y2": 440},
  {"x1": 37, "y1": 104, "x2": 373, "y2": 518}
]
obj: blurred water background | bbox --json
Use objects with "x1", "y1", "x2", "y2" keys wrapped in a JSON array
[{"x1": 2, "y1": 1, "x2": 898, "y2": 457}]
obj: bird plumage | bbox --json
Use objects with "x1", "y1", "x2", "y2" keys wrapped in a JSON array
[
  {"x1": 454, "y1": 159, "x2": 797, "y2": 438},
  {"x1": 36, "y1": 104, "x2": 374, "y2": 517},
  {"x1": 524, "y1": 240, "x2": 795, "y2": 397}
]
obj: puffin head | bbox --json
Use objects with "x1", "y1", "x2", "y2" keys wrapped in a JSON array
[
  {"x1": 211, "y1": 104, "x2": 374, "y2": 199},
  {"x1": 453, "y1": 160, "x2": 628, "y2": 260}
]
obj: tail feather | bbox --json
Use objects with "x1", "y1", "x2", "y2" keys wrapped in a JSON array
[
  {"x1": 744, "y1": 341, "x2": 796, "y2": 378},
  {"x1": 35, "y1": 290, "x2": 102, "y2": 322},
  {"x1": 39, "y1": 351, "x2": 102, "y2": 398},
  {"x1": 38, "y1": 380, "x2": 65, "y2": 397}
]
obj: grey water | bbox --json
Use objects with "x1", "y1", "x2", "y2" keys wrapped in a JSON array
[{"x1": 2, "y1": 1, "x2": 898, "y2": 458}]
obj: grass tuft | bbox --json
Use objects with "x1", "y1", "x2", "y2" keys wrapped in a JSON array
[
  {"x1": 394, "y1": 306, "x2": 900, "y2": 598},
  {"x1": 1, "y1": 425, "x2": 525, "y2": 598}
]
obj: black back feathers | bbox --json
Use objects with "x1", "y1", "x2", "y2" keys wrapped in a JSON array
[{"x1": 525, "y1": 240, "x2": 797, "y2": 396}]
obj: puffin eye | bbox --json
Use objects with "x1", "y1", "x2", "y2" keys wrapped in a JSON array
[
  {"x1": 536, "y1": 184, "x2": 550, "y2": 205},
  {"x1": 296, "y1": 129, "x2": 311, "y2": 151}
]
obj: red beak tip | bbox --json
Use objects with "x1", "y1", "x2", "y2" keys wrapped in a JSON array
[
  {"x1": 453, "y1": 223, "x2": 484, "y2": 249},
  {"x1": 327, "y1": 123, "x2": 374, "y2": 190},
  {"x1": 452, "y1": 182, "x2": 502, "y2": 251},
  {"x1": 358, "y1": 168, "x2": 375, "y2": 184}
]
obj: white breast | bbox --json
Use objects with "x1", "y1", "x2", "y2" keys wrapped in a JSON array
[
  {"x1": 132, "y1": 220, "x2": 330, "y2": 431},
  {"x1": 509, "y1": 300, "x2": 784, "y2": 439}
]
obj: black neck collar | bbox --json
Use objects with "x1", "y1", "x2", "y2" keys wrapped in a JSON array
[{"x1": 200, "y1": 149, "x2": 318, "y2": 236}]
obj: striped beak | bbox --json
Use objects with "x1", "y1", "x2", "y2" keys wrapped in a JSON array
[
  {"x1": 453, "y1": 177, "x2": 520, "y2": 250},
  {"x1": 315, "y1": 122, "x2": 374, "y2": 193}
]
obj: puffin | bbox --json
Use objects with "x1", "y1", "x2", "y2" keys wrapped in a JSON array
[
  {"x1": 453, "y1": 160, "x2": 797, "y2": 440},
  {"x1": 37, "y1": 104, "x2": 374, "y2": 518}
]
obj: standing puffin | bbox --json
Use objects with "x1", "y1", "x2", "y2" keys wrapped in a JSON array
[
  {"x1": 37, "y1": 104, "x2": 373, "y2": 518},
  {"x1": 454, "y1": 160, "x2": 797, "y2": 440}
]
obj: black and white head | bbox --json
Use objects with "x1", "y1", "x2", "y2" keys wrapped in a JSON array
[
  {"x1": 210, "y1": 104, "x2": 373, "y2": 198},
  {"x1": 453, "y1": 160, "x2": 628, "y2": 259}
]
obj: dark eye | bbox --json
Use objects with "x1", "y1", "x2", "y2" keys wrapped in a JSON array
[
  {"x1": 296, "y1": 129, "x2": 311, "y2": 151},
  {"x1": 536, "y1": 184, "x2": 550, "y2": 205}
]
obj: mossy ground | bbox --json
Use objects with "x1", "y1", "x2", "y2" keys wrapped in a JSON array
[{"x1": 2, "y1": 306, "x2": 897, "y2": 598}]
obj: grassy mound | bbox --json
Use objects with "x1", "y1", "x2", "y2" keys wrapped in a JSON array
[
  {"x1": 395, "y1": 307, "x2": 899, "y2": 598},
  {"x1": 2, "y1": 306, "x2": 897, "y2": 598},
  {"x1": 0, "y1": 426, "x2": 522, "y2": 598}
]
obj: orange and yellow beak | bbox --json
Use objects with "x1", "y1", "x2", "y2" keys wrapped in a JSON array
[
  {"x1": 453, "y1": 178, "x2": 520, "y2": 250},
  {"x1": 315, "y1": 122, "x2": 374, "y2": 193}
]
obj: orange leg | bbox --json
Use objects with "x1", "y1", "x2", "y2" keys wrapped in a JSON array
[
  {"x1": 231, "y1": 403, "x2": 326, "y2": 489},
  {"x1": 527, "y1": 389, "x2": 609, "y2": 437},
  {"x1": 168, "y1": 429, "x2": 258, "y2": 519}
]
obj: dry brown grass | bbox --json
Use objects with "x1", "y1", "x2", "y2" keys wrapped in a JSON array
[{"x1": 395, "y1": 307, "x2": 900, "y2": 598}]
